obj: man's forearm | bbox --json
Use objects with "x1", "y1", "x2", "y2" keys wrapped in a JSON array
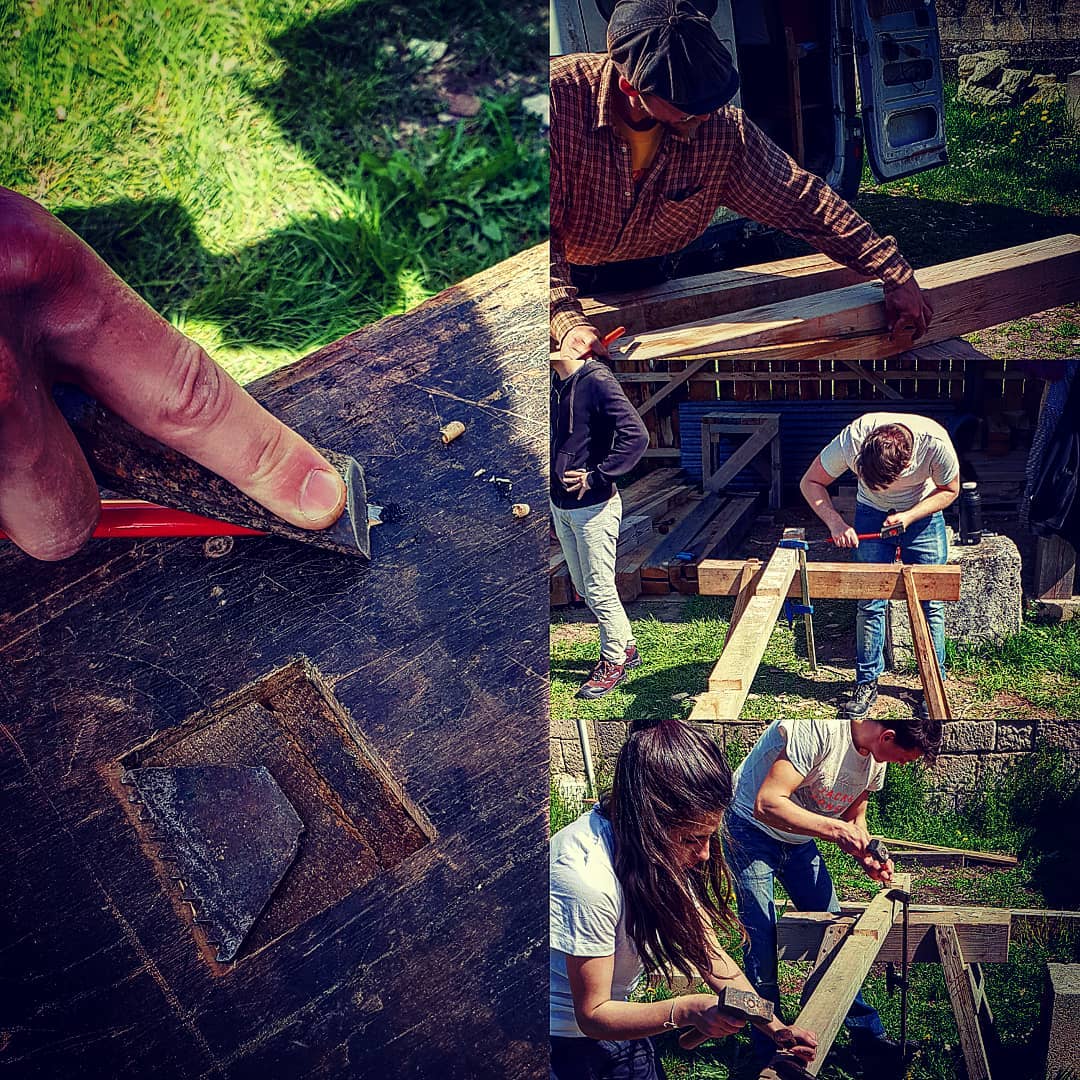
[
  {"x1": 900, "y1": 485, "x2": 959, "y2": 525},
  {"x1": 755, "y1": 793, "x2": 849, "y2": 844},
  {"x1": 801, "y1": 479, "x2": 845, "y2": 531}
]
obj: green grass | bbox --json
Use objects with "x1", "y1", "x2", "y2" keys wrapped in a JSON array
[
  {"x1": 552, "y1": 598, "x2": 1080, "y2": 720},
  {"x1": 1, "y1": 0, "x2": 547, "y2": 383}
]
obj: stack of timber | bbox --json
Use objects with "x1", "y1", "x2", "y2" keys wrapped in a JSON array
[{"x1": 549, "y1": 469, "x2": 762, "y2": 606}]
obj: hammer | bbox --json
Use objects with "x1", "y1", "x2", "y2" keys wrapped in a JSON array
[
  {"x1": 867, "y1": 838, "x2": 891, "y2": 867},
  {"x1": 678, "y1": 986, "x2": 792, "y2": 1051}
]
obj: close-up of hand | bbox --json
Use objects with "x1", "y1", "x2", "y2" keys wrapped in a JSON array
[
  {"x1": 861, "y1": 854, "x2": 895, "y2": 884},
  {"x1": 833, "y1": 819, "x2": 871, "y2": 857},
  {"x1": 774, "y1": 1024, "x2": 818, "y2": 1063},
  {"x1": 559, "y1": 324, "x2": 608, "y2": 363},
  {"x1": 680, "y1": 994, "x2": 747, "y2": 1039},
  {"x1": 884, "y1": 277, "x2": 933, "y2": 340},
  {"x1": 829, "y1": 519, "x2": 860, "y2": 548},
  {"x1": 561, "y1": 468, "x2": 592, "y2": 500},
  {"x1": 0, "y1": 187, "x2": 347, "y2": 561}
]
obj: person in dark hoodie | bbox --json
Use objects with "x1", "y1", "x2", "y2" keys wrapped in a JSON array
[{"x1": 551, "y1": 348, "x2": 650, "y2": 698}]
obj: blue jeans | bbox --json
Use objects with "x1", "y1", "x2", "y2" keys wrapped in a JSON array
[
  {"x1": 724, "y1": 812, "x2": 885, "y2": 1062},
  {"x1": 550, "y1": 1036, "x2": 666, "y2": 1080},
  {"x1": 854, "y1": 503, "x2": 947, "y2": 685}
]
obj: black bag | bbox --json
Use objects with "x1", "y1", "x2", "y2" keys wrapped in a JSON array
[{"x1": 1029, "y1": 375, "x2": 1080, "y2": 549}]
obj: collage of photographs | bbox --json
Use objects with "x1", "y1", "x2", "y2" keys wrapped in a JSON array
[{"x1": 1, "y1": 0, "x2": 1079, "y2": 1077}]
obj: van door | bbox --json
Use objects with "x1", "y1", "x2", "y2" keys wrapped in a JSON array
[{"x1": 851, "y1": 0, "x2": 948, "y2": 180}]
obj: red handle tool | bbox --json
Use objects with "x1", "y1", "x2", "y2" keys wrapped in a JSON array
[
  {"x1": 583, "y1": 325, "x2": 625, "y2": 358},
  {"x1": 0, "y1": 500, "x2": 265, "y2": 541}
]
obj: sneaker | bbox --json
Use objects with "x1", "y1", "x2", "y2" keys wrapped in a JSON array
[
  {"x1": 624, "y1": 644, "x2": 643, "y2": 670},
  {"x1": 840, "y1": 680, "x2": 878, "y2": 719},
  {"x1": 576, "y1": 659, "x2": 627, "y2": 699}
]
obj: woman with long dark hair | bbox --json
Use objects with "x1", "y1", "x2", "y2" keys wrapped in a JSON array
[{"x1": 550, "y1": 719, "x2": 817, "y2": 1079}]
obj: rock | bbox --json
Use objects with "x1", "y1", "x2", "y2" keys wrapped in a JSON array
[
  {"x1": 1029, "y1": 74, "x2": 1066, "y2": 105},
  {"x1": 998, "y1": 68, "x2": 1033, "y2": 101},
  {"x1": 996, "y1": 722, "x2": 1036, "y2": 751},
  {"x1": 965, "y1": 50, "x2": 1010, "y2": 88},
  {"x1": 957, "y1": 83, "x2": 1011, "y2": 108},
  {"x1": 447, "y1": 92, "x2": 482, "y2": 118},
  {"x1": 522, "y1": 92, "x2": 550, "y2": 126},
  {"x1": 407, "y1": 38, "x2": 448, "y2": 65},
  {"x1": 942, "y1": 721, "x2": 996, "y2": 753}
]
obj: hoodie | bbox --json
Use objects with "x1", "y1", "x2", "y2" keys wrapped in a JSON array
[{"x1": 550, "y1": 360, "x2": 650, "y2": 510}]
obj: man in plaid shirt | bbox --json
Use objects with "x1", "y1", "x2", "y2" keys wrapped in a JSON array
[{"x1": 551, "y1": 0, "x2": 934, "y2": 362}]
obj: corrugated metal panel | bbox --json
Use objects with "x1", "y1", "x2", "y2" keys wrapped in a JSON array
[{"x1": 680, "y1": 400, "x2": 963, "y2": 489}]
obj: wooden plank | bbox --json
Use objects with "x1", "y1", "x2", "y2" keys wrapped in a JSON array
[
  {"x1": 781, "y1": 876, "x2": 911, "y2": 1077},
  {"x1": 688, "y1": 688, "x2": 748, "y2": 720},
  {"x1": 777, "y1": 907, "x2": 1012, "y2": 965},
  {"x1": 878, "y1": 837, "x2": 1017, "y2": 868},
  {"x1": 697, "y1": 561, "x2": 962, "y2": 600},
  {"x1": 1034, "y1": 534, "x2": 1077, "y2": 600},
  {"x1": 622, "y1": 236, "x2": 1080, "y2": 367},
  {"x1": 578, "y1": 252, "x2": 868, "y2": 336},
  {"x1": 840, "y1": 359, "x2": 903, "y2": 399},
  {"x1": 706, "y1": 547, "x2": 798, "y2": 700},
  {"x1": 0, "y1": 243, "x2": 548, "y2": 1078},
  {"x1": 641, "y1": 496, "x2": 721, "y2": 577},
  {"x1": 669, "y1": 495, "x2": 759, "y2": 593},
  {"x1": 936, "y1": 925, "x2": 993, "y2": 1080},
  {"x1": 903, "y1": 566, "x2": 953, "y2": 720},
  {"x1": 799, "y1": 918, "x2": 855, "y2": 1007}
]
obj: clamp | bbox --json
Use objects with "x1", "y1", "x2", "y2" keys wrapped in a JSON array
[
  {"x1": 885, "y1": 886, "x2": 912, "y2": 1070},
  {"x1": 779, "y1": 536, "x2": 817, "y2": 671}
]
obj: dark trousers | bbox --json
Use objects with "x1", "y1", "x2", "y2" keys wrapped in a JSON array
[{"x1": 550, "y1": 1036, "x2": 667, "y2": 1080}]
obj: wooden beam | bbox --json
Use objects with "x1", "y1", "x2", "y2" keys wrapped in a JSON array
[
  {"x1": 903, "y1": 566, "x2": 952, "y2": 720},
  {"x1": 840, "y1": 359, "x2": 903, "y2": 399},
  {"x1": 776, "y1": 876, "x2": 911, "y2": 1077},
  {"x1": 578, "y1": 252, "x2": 868, "y2": 336},
  {"x1": 777, "y1": 906, "x2": 1011, "y2": 965},
  {"x1": 701, "y1": 413, "x2": 780, "y2": 496},
  {"x1": 621, "y1": 236, "x2": 1080, "y2": 366},
  {"x1": 706, "y1": 547, "x2": 798, "y2": 695},
  {"x1": 1034, "y1": 534, "x2": 1077, "y2": 600},
  {"x1": 697, "y1": 561, "x2": 962, "y2": 601},
  {"x1": 936, "y1": 925, "x2": 993, "y2": 1080},
  {"x1": 877, "y1": 837, "x2": 1017, "y2": 869}
]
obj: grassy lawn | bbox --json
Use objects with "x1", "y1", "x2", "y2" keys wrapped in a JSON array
[
  {"x1": 551, "y1": 599, "x2": 1080, "y2": 721},
  {"x1": 1, "y1": 0, "x2": 548, "y2": 383},
  {"x1": 552, "y1": 749, "x2": 1080, "y2": 1080}
]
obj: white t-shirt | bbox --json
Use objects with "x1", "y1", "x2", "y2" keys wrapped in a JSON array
[
  {"x1": 550, "y1": 808, "x2": 643, "y2": 1037},
  {"x1": 818, "y1": 412, "x2": 959, "y2": 512},
  {"x1": 730, "y1": 719, "x2": 887, "y2": 844}
]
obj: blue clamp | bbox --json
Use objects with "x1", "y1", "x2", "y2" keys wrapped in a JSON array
[
  {"x1": 783, "y1": 598, "x2": 814, "y2": 628},
  {"x1": 778, "y1": 538, "x2": 809, "y2": 551},
  {"x1": 674, "y1": 551, "x2": 695, "y2": 562}
]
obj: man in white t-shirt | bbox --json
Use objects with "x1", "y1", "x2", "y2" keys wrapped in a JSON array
[
  {"x1": 725, "y1": 717, "x2": 942, "y2": 1070},
  {"x1": 800, "y1": 413, "x2": 960, "y2": 719}
]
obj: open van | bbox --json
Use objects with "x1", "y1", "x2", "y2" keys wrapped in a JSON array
[{"x1": 551, "y1": 0, "x2": 949, "y2": 270}]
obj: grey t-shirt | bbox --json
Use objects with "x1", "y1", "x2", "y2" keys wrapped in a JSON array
[
  {"x1": 819, "y1": 412, "x2": 959, "y2": 512},
  {"x1": 730, "y1": 719, "x2": 886, "y2": 844},
  {"x1": 549, "y1": 808, "x2": 643, "y2": 1037}
]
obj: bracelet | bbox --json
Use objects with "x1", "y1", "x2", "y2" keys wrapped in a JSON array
[{"x1": 663, "y1": 999, "x2": 678, "y2": 1030}]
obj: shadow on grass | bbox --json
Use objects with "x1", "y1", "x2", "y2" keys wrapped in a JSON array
[
  {"x1": 55, "y1": 0, "x2": 547, "y2": 354},
  {"x1": 776, "y1": 193, "x2": 1080, "y2": 269}
]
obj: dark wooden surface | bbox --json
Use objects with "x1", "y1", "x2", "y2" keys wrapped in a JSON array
[{"x1": 0, "y1": 243, "x2": 549, "y2": 1079}]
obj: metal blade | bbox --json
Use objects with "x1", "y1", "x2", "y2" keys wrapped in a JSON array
[{"x1": 124, "y1": 765, "x2": 304, "y2": 962}]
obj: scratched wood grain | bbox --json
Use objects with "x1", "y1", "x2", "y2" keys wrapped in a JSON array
[{"x1": 0, "y1": 242, "x2": 549, "y2": 1080}]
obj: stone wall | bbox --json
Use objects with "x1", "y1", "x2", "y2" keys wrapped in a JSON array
[
  {"x1": 937, "y1": 0, "x2": 1080, "y2": 80},
  {"x1": 551, "y1": 718, "x2": 1080, "y2": 807}
]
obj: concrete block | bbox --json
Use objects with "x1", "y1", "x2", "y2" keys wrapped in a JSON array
[
  {"x1": 887, "y1": 532, "x2": 1022, "y2": 670},
  {"x1": 550, "y1": 715, "x2": 579, "y2": 741},
  {"x1": 928, "y1": 754, "x2": 979, "y2": 796},
  {"x1": 1043, "y1": 963, "x2": 1080, "y2": 1080},
  {"x1": 943, "y1": 720, "x2": 997, "y2": 753},
  {"x1": 997, "y1": 722, "x2": 1036, "y2": 751},
  {"x1": 594, "y1": 720, "x2": 631, "y2": 769},
  {"x1": 560, "y1": 733, "x2": 586, "y2": 776},
  {"x1": 1039, "y1": 721, "x2": 1080, "y2": 751}
]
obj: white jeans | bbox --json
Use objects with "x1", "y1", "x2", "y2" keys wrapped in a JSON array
[{"x1": 551, "y1": 492, "x2": 635, "y2": 663}]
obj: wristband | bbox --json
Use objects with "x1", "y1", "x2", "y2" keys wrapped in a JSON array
[{"x1": 663, "y1": 999, "x2": 678, "y2": 1030}]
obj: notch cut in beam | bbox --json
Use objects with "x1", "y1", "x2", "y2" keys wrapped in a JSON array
[{"x1": 777, "y1": 907, "x2": 1011, "y2": 965}]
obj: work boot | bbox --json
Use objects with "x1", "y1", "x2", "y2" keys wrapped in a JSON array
[
  {"x1": 624, "y1": 644, "x2": 643, "y2": 670},
  {"x1": 576, "y1": 658, "x2": 627, "y2": 699},
  {"x1": 840, "y1": 681, "x2": 878, "y2": 719},
  {"x1": 912, "y1": 692, "x2": 929, "y2": 721},
  {"x1": 850, "y1": 1031, "x2": 917, "y2": 1075}
]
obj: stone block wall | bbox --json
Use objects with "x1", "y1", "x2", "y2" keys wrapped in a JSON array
[
  {"x1": 937, "y1": 0, "x2": 1080, "y2": 79},
  {"x1": 551, "y1": 718, "x2": 1080, "y2": 808}
]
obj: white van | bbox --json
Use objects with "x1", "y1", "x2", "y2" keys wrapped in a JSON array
[{"x1": 551, "y1": 0, "x2": 948, "y2": 268}]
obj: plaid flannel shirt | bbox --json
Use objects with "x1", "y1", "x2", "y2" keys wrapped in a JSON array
[{"x1": 550, "y1": 53, "x2": 914, "y2": 346}]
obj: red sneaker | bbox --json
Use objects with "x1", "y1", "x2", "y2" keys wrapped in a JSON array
[
  {"x1": 576, "y1": 659, "x2": 627, "y2": 699},
  {"x1": 624, "y1": 645, "x2": 643, "y2": 670}
]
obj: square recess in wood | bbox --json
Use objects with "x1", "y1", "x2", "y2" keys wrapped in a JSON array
[{"x1": 115, "y1": 658, "x2": 435, "y2": 967}]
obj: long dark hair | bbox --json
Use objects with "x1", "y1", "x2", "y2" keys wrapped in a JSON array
[{"x1": 599, "y1": 719, "x2": 741, "y2": 982}]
